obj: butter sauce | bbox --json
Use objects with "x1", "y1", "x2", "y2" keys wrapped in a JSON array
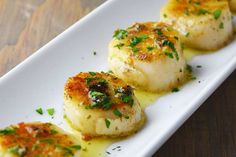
[{"x1": 65, "y1": 48, "x2": 202, "y2": 157}]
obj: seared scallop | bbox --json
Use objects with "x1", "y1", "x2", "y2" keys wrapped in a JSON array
[
  {"x1": 228, "y1": 0, "x2": 236, "y2": 11},
  {"x1": 64, "y1": 72, "x2": 144, "y2": 139},
  {"x1": 108, "y1": 22, "x2": 187, "y2": 92},
  {"x1": 0, "y1": 122, "x2": 81, "y2": 157},
  {"x1": 160, "y1": 0, "x2": 233, "y2": 50}
]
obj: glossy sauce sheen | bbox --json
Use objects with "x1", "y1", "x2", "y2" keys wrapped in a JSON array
[
  {"x1": 69, "y1": 49, "x2": 201, "y2": 157},
  {"x1": 62, "y1": 48, "x2": 201, "y2": 157}
]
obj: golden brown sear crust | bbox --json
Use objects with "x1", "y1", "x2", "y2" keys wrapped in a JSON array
[
  {"x1": 166, "y1": 0, "x2": 228, "y2": 16},
  {"x1": 0, "y1": 122, "x2": 80, "y2": 157},
  {"x1": 113, "y1": 22, "x2": 180, "y2": 62},
  {"x1": 64, "y1": 72, "x2": 134, "y2": 110}
]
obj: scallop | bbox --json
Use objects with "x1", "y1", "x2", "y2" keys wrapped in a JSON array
[
  {"x1": 160, "y1": 0, "x2": 233, "y2": 50},
  {"x1": 64, "y1": 72, "x2": 144, "y2": 140},
  {"x1": 108, "y1": 22, "x2": 187, "y2": 92},
  {"x1": 228, "y1": 0, "x2": 236, "y2": 11},
  {"x1": 0, "y1": 122, "x2": 81, "y2": 157}
]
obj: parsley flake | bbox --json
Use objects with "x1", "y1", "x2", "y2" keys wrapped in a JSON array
[
  {"x1": 219, "y1": 22, "x2": 224, "y2": 29},
  {"x1": 172, "y1": 88, "x2": 179, "y2": 92},
  {"x1": 147, "y1": 46, "x2": 155, "y2": 51},
  {"x1": 47, "y1": 108, "x2": 55, "y2": 116},
  {"x1": 0, "y1": 127, "x2": 15, "y2": 135},
  {"x1": 114, "y1": 43, "x2": 124, "y2": 49},
  {"x1": 36, "y1": 108, "x2": 43, "y2": 115},
  {"x1": 113, "y1": 109, "x2": 122, "y2": 117},
  {"x1": 113, "y1": 29, "x2": 128, "y2": 40},
  {"x1": 213, "y1": 10, "x2": 222, "y2": 20},
  {"x1": 70, "y1": 145, "x2": 81, "y2": 150},
  {"x1": 105, "y1": 119, "x2": 111, "y2": 128},
  {"x1": 89, "y1": 72, "x2": 96, "y2": 76}
]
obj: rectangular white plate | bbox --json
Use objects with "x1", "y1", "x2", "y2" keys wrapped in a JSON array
[{"x1": 0, "y1": 0, "x2": 236, "y2": 156}]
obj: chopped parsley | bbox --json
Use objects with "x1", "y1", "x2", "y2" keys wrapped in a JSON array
[
  {"x1": 163, "y1": 13, "x2": 167, "y2": 18},
  {"x1": 36, "y1": 107, "x2": 43, "y2": 115},
  {"x1": 130, "y1": 35, "x2": 148, "y2": 47},
  {"x1": 186, "y1": 64, "x2": 193, "y2": 73},
  {"x1": 89, "y1": 91, "x2": 111, "y2": 110},
  {"x1": 62, "y1": 147, "x2": 74, "y2": 156},
  {"x1": 164, "y1": 52, "x2": 174, "y2": 59},
  {"x1": 197, "y1": 9, "x2": 208, "y2": 15},
  {"x1": 162, "y1": 40, "x2": 179, "y2": 60},
  {"x1": 89, "y1": 72, "x2": 96, "y2": 76},
  {"x1": 0, "y1": 127, "x2": 15, "y2": 135},
  {"x1": 184, "y1": 8, "x2": 189, "y2": 16},
  {"x1": 213, "y1": 10, "x2": 222, "y2": 20},
  {"x1": 40, "y1": 138, "x2": 54, "y2": 144},
  {"x1": 196, "y1": 65, "x2": 202, "y2": 68},
  {"x1": 84, "y1": 105, "x2": 91, "y2": 110},
  {"x1": 47, "y1": 108, "x2": 55, "y2": 116},
  {"x1": 132, "y1": 47, "x2": 139, "y2": 53},
  {"x1": 192, "y1": 76, "x2": 197, "y2": 80},
  {"x1": 147, "y1": 46, "x2": 155, "y2": 51},
  {"x1": 50, "y1": 129, "x2": 58, "y2": 134},
  {"x1": 113, "y1": 29, "x2": 128, "y2": 40},
  {"x1": 113, "y1": 109, "x2": 122, "y2": 117},
  {"x1": 85, "y1": 77, "x2": 93, "y2": 84},
  {"x1": 116, "y1": 86, "x2": 134, "y2": 106},
  {"x1": 8, "y1": 145, "x2": 26, "y2": 157},
  {"x1": 124, "y1": 115, "x2": 130, "y2": 119},
  {"x1": 105, "y1": 119, "x2": 111, "y2": 128},
  {"x1": 219, "y1": 22, "x2": 224, "y2": 29},
  {"x1": 107, "y1": 70, "x2": 113, "y2": 74},
  {"x1": 121, "y1": 95, "x2": 133, "y2": 106},
  {"x1": 70, "y1": 145, "x2": 81, "y2": 150},
  {"x1": 114, "y1": 43, "x2": 124, "y2": 49},
  {"x1": 155, "y1": 28, "x2": 163, "y2": 35},
  {"x1": 172, "y1": 88, "x2": 179, "y2": 92},
  {"x1": 93, "y1": 51, "x2": 97, "y2": 55},
  {"x1": 185, "y1": 32, "x2": 190, "y2": 37},
  {"x1": 194, "y1": 1, "x2": 201, "y2": 5}
]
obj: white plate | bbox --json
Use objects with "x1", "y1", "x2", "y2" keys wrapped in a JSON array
[{"x1": 0, "y1": 0, "x2": 236, "y2": 156}]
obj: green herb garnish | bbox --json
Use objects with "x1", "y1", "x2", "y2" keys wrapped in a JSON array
[
  {"x1": 219, "y1": 22, "x2": 224, "y2": 29},
  {"x1": 162, "y1": 40, "x2": 179, "y2": 60},
  {"x1": 186, "y1": 64, "x2": 193, "y2": 73},
  {"x1": 185, "y1": 32, "x2": 190, "y2": 37},
  {"x1": 132, "y1": 47, "x2": 139, "y2": 53},
  {"x1": 130, "y1": 35, "x2": 148, "y2": 47},
  {"x1": 184, "y1": 8, "x2": 189, "y2": 16},
  {"x1": 114, "y1": 43, "x2": 125, "y2": 49},
  {"x1": 89, "y1": 72, "x2": 96, "y2": 76},
  {"x1": 113, "y1": 29, "x2": 128, "y2": 40},
  {"x1": 213, "y1": 10, "x2": 222, "y2": 20},
  {"x1": 113, "y1": 109, "x2": 122, "y2": 117},
  {"x1": 164, "y1": 52, "x2": 174, "y2": 59},
  {"x1": 155, "y1": 28, "x2": 163, "y2": 35},
  {"x1": 70, "y1": 145, "x2": 81, "y2": 150},
  {"x1": 36, "y1": 107, "x2": 43, "y2": 115},
  {"x1": 172, "y1": 88, "x2": 179, "y2": 92},
  {"x1": 90, "y1": 91, "x2": 112, "y2": 110},
  {"x1": 0, "y1": 127, "x2": 15, "y2": 135},
  {"x1": 47, "y1": 108, "x2": 55, "y2": 116},
  {"x1": 197, "y1": 9, "x2": 208, "y2": 15},
  {"x1": 40, "y1": 139, "x2": 54, "y2": 144},
  {"x1": 8, "y1": 145, "x2": 26, "y2": 157},
  {"x1": 147, "y1": 46, "x2": 155, "y2": 51},
  {"x1": 105, "y1": 119, "x2": 111, "y2": 128},
  {"x1": 121, "y1": 95, "x2": 134, "y2": 106}
]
